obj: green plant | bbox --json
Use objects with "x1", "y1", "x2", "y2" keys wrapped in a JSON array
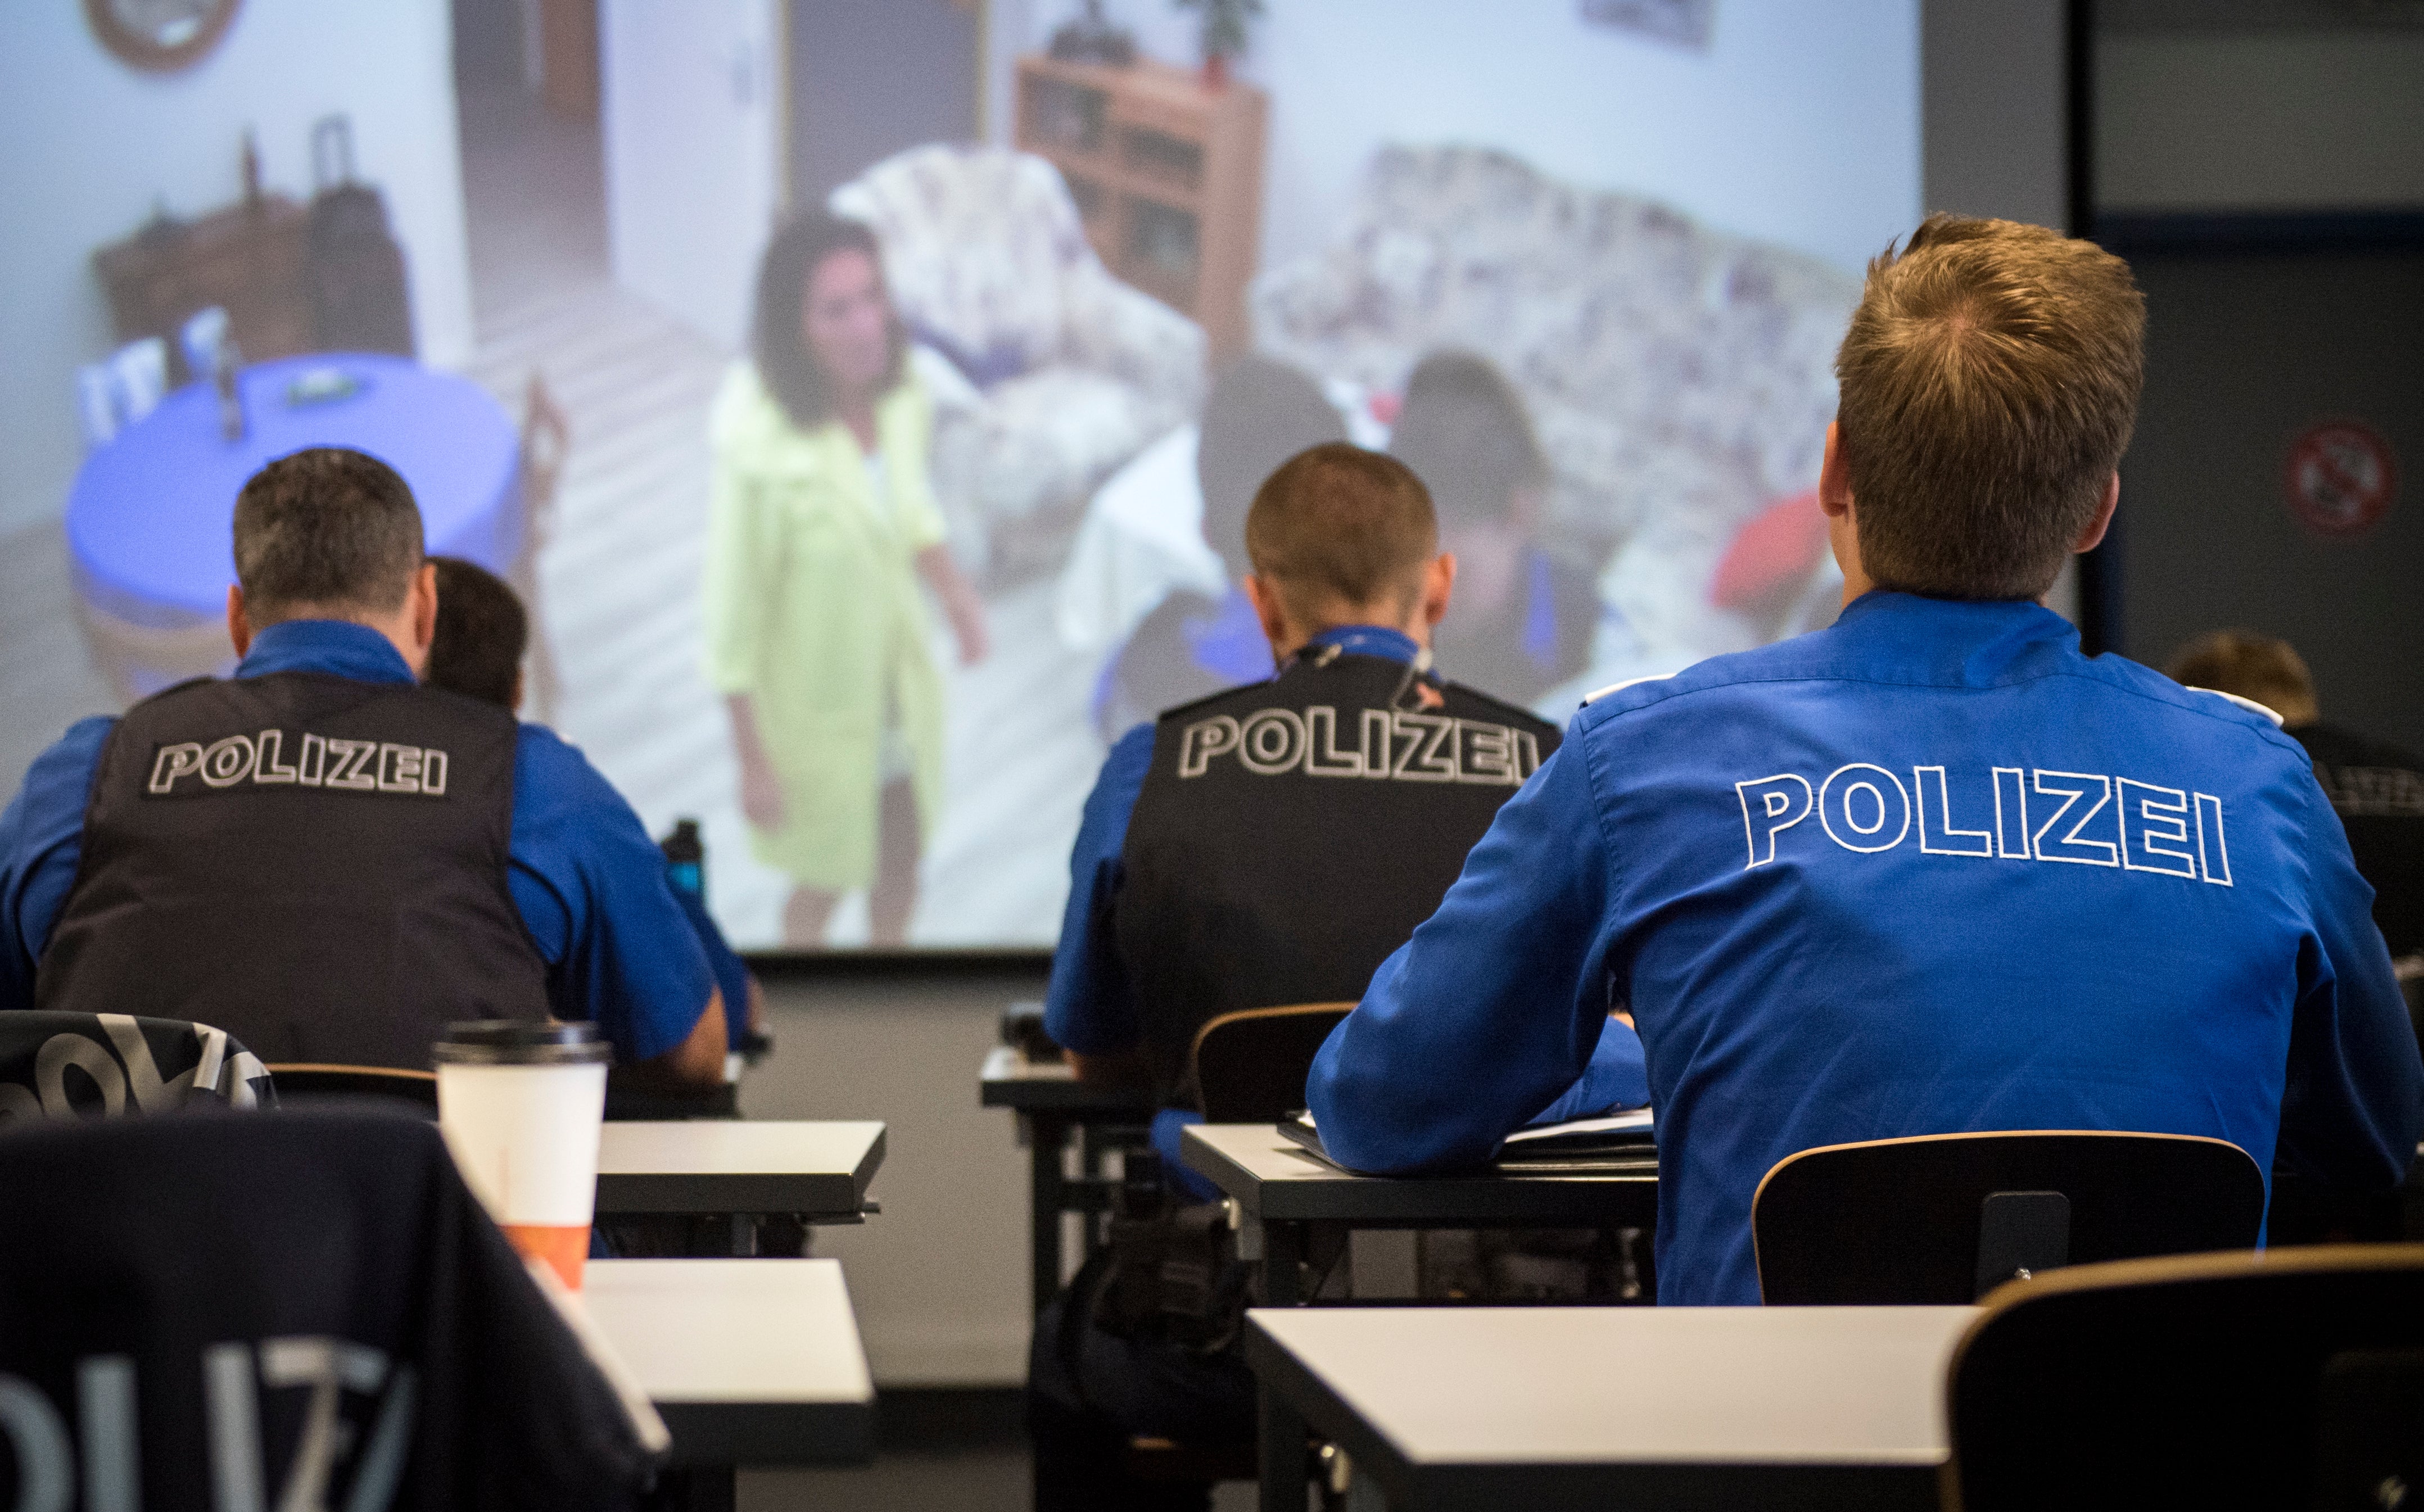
[{"x1": 1174, "y1": 0, "x2": 1263, "y2": 61}]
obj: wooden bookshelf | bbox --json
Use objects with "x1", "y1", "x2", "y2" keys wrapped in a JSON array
[{"x1": 1014, "y1": 53, "x2": 1267, "y2": 360}]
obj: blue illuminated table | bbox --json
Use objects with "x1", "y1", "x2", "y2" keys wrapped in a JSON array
[{"x1": 65, "y1": 352, "x2": 520, "y2": 695}]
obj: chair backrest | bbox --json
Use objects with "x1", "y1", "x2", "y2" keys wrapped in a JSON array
[
  {"x1": 1944, "y1": 1246, "x2": 2424, "y2": 1512},
  {"x1": 0, "y1": 1108, "x2": 666, "y2": 1508},
  {"x1": 1751, "y1": 1130, "x2": 2265, "y2": 1305},
  {"x1": 1191, "y1": 1003, "x2": 1354, "y2": 1124},
  {"x1": 264, "y1": 1062, "x2": 438, "y2": 1113},
  {"x1": 0, "y1": 1011, "x2": 272, "y2": 1124}
]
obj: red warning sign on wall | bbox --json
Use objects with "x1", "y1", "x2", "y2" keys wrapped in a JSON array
[{"x1": 2282, "y1": 420, "x2": 2396, "y2": 538}]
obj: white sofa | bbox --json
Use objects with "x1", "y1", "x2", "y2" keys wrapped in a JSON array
[
  {"x1": 831, "y1": 144, "x2": 1207, "y2": 577},
  {"x1": 1251, "y1": 144, "x2": 1859, "y2": 676}
]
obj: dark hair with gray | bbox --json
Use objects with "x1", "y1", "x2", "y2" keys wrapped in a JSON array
[
  {"x1": 232, "y1": 448, "x2": 424, "y2": 621},
  {"x1": 1387, "y1": 350, "x2": 1548, "y2": 526},
  {"x1": 750, "y1": 211, "x2": 907, "y2": 433}
]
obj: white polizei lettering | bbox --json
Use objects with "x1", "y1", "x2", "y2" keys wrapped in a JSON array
[
  {"x1": 2030, "y1": 771, "x2": 2119, "y2": 866},
  {"x1": 149, "y1": 742, "x2": 206, "y2": 793},
  {"x1": 0, "y1": 1373, "x2": 71, "y2": 1512},
  {"x1": 1819, "y1": 763, "x2": 1911, "y2": 853},
  {"x1": 258, "y1": 1336, "x2": 390, "y2": 1512},
  {"x1": 1396, "y1": 712, "x2": 1457, "y2": 781},
  {"x1": 78, "y1": 1355, "x2": 139, "y2": 1512},
  {"x1": 1991, "y1": 767, "x2": 2031, "y2": 859},
  {"x1": 1237, "y1": 708, "x2": 1306, "y2": 774},
  {"x1": 199, "y1": 734, "x2": 257, "y2": 788},
  {"x1": 205, "y1": 1342, "x2": 267, "y2": 1512},
  {"x1": 253, "y1": 728, "x2": 299, "y2": 784},
  {"x1": 297, "y1": 732, "x2": 328, "y2": 787},
  {"x1": 1914, "y1": 766, "x2": 1994, "y2": 857},
  {"x1": 419, "y1": 749, "x2": 448, "y2": 797},
  {"x1": 346, "y1": 1366, "x2": 418, "y2": 1512},
  {"x1": 1360, "y1": 708, "x2": 1394, "y2": 779},
  {"x1": 1736, "y1": 773, "x2": 1815, "y2": 868},
  {"x1": 1515, "y1": 731, "x2": 1544, "y2": 780},
  {"x1": 322, "y1": 739, "x2": 379, "y2": 791},
  {"x1": 1457, "y1": 721, "x2": 1519, "y2": 785},
  {"x1": 376, "y1": 743, "x2": 424, "y2": 793},
  {"x1": 2194, "y1": 793, "x2": 2232, "y2": 885},
  {"x1": 1302, "y1": 707, "x2": 1364, "y2": 776},
  {"x1": 2118, "y1": 779, "x2": 2197, "y2": 877},
  {"x1": 1176, "y1": 716, "x2": 1238, "y2": 779}
]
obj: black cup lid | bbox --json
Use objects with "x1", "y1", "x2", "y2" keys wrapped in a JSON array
[{"x1": 433, "y1": 1019, "x2": 612, "y2": 1065}]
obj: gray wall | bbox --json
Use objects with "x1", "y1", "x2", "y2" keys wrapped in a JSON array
[{"x1": 741, "y1": 968, "x2": 1042, "y2": 1386}]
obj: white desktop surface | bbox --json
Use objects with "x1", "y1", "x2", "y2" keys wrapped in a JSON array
[
  {"x1": 584, "y1": 1259, "x2": 874, "y2": 1406},
  {"x1": 1251, "y1": 1305, "x2": 1971, "y2": 1466},
  {"x1": 596, "y1": 1120, "x2": 884, "y2": 1176}
]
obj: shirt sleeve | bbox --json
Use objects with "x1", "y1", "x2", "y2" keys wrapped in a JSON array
[
  {"x1": 1527, "y1": 1016, "x2": 1650, "y2": 1126},
  {"x1": 0, "y1": 718, "x2": 114, "y2": 1010},
  {"x1": 672, "y1": 880, "x2": 755, "y2": 1052},
  {"x1": 2276, "y1": 778, "x2": 2424, "y2": 1186},
  {"x1": 1043, "y1": 723, "x2": 1158, "y2": 1054},
  {"x1": 505, "y1": 727, "x2": 713, "y2": 1063},
  {"x1": 893, "y1": 381, "x2": 948, "y2": 554},
  {"x1": 1308, "y1": 731, "x2": 1626, "y2": 1171}
]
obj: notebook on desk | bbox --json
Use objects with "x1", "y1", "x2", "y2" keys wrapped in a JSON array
[{"x1": 1278, "y1": 1109, "x2": 1657, "y2": 1176}]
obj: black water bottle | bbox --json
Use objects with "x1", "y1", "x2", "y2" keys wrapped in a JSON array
[{"x1": 660, "y1": 818, "x2": 706, "y2": 905}]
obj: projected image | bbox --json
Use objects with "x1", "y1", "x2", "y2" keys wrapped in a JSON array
[{"x1": 0, "y1": 0, "x2": 1918, "y2": 949}]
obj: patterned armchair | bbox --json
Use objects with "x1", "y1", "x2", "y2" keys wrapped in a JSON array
[
  {"x1": 1252, "y1": 146, "x2": 1860, "y2": 677},
  {"x1": 831, "y1": 145, "x2": 1207, "y2": 577}
]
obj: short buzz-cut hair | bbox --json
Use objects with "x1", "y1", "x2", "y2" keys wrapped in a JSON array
[
  {"x1": 1245, "y1": 443, "x2": 1437, "y2": 623},
  {"x1": 1833, "y1": 214, "x2": 2145, "y2": 600},
  {"x1": 2165, "y1": 630, "x2": 2318, "y2": 727},
  {"x1": 232, "y1": 448, "x2": 425, "y2": 622},
  {"x1": 425, "y1": 556, "x2": 528, "y2": 709}
]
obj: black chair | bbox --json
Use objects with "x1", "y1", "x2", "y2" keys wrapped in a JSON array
[
  {"x1": 1191, "y1": 1002, "x2": 1354, "y2": 1124},
  {"x1": 1752, "y1": 1130, "x2": 2265, "y2": 1304},
  {"x1": 0, "y1": 1107, "x2": 666, "y2": 1510},
  {"x1": 264, "y1": 1061, "x2": 440, "y2": 1112},
  {"x1": 0, "y1": 1011, "x2": 273, "y2": 1121},
  {"x1": 1944, "y1": 1245, "x2": 2424, "y2": 1511}
]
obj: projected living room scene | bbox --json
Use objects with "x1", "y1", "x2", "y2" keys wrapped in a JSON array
[{"x1": 0, "y1": 0, "x2": 1919, "y2": 950}]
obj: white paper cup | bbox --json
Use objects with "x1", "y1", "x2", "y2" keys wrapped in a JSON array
[{"x1": 435, "y1": 1021, "x2": 612, "y2": 1290}]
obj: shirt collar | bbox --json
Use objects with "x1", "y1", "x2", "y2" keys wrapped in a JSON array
[
  {"x1": 1300, "y1": 624, "x2": 1423, "y2": 666},
  {"x1": 235, "y1": 619, "x2": 417, "y2": 686}
]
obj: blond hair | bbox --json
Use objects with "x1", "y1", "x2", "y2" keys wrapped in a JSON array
[
  {"x1": 2166, "y1": 631, "x2": 2318, "y2": 726},
  {"x1": 1834, "y1": 215, "x2": 2145, "y2": 599}
]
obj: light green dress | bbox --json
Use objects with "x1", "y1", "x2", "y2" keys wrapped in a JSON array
[{"x1": 702, "y1": 365, "x2": 947, "y2": 890}]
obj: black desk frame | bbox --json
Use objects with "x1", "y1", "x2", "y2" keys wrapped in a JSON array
[{"x1": 980, "y1": 1048, "x2": 1156, "y2": 1310}]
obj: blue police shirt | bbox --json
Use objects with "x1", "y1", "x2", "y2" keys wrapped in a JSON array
[
  {"x1": 1048, "y1": 623, "x2": 1649, "y2": 1199},
  {"x1": 1309, "y1": 591, "x2": 2424, "y2": 1306},
  {"x1": 0, "y1": 620, "x2": 714, "y2": 1063}
]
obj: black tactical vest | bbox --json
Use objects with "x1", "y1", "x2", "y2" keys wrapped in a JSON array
[
  {"x1": 36, "y1": 672, "x2": 550, "y2": 1067},
  {"x1": 1115, "y1": 649, "x2": 1561, "y2": 1107}
]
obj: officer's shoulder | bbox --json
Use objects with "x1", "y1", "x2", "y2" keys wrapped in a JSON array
[
  {"x1": 1438, "y1": 680, "x2": 1558, "y2": 736},
  {"x1": 2090, "y1": 657, "x2": 2313, "y2": 760}
]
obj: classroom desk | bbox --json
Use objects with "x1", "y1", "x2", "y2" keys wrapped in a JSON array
[
  {"x1": 1244, "y1": 1304, "x2": 1970, "y2": 1511},
  {"x1": 596, "y1": 1121, "x2": 885, "y2": 1257},
  {"x1": 980, "y1": 1045, "x2": 1155, "y2": 1310},
  {"x1": 587, "y1": 1259, "x2": 875, "y2": 1511},
  {"x1": 1182, "y1": 1122, "x2": 1659, "y2": 1511}
]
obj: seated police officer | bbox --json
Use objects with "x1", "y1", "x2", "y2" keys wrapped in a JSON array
[
  {"x1": 1307, "y1": 215, "x2": 2424, "y2": 1306},
  {"x1": 1032, "y1": 442, "x2": 1644, "y2": 1510},
  {"x1": 0, "y1": 448, "x2": 725, "y2": 1084}
]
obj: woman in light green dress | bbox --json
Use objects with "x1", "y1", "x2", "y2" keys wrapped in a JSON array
[{"x1": 703, "y1": 214, "x2": 987, "y2": 946}]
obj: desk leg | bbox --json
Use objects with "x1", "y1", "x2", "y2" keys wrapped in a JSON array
[
  {"x1": 1028, "y1": 1112, "x2": 1071, "y2": 1313},
  {"x1": 1258, "y1": 1221, "x2": 1306, "y2": 1512}
]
